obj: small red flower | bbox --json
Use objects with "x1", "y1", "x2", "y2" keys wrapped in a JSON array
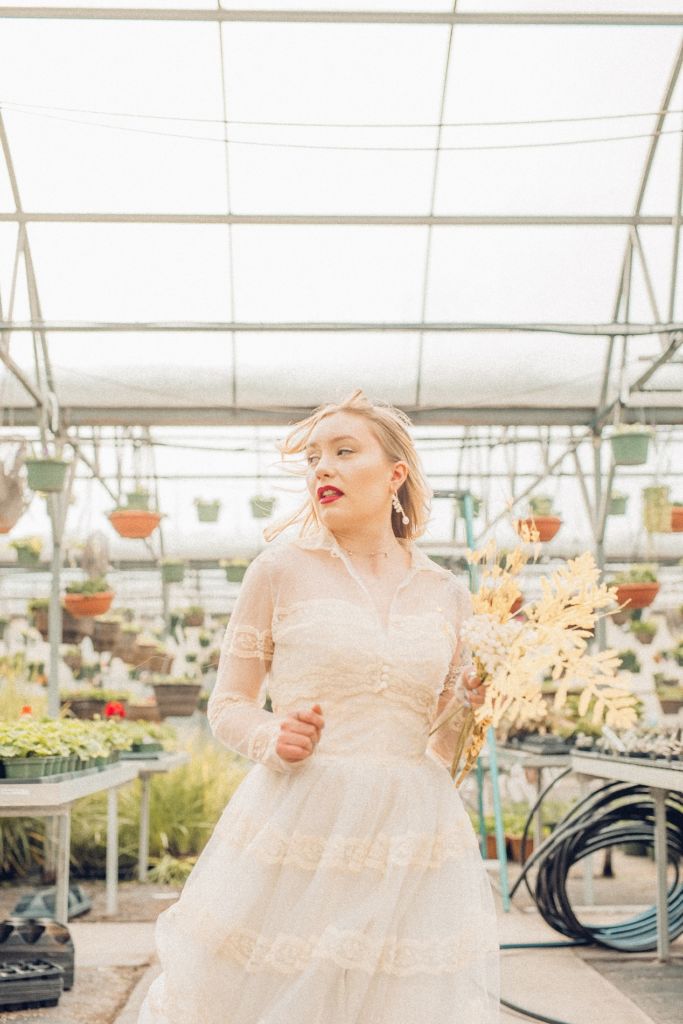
[
  {"x1": 105, "y1": 701, "x2": 126, "y2": 718},
  {"x1": 20, "y1": 705, "x2": 33, "y2": 716}
]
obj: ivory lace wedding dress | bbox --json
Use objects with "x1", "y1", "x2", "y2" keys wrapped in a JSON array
[{"x1": 138, "y1": 524, "x2": 500, "y2": 1024}]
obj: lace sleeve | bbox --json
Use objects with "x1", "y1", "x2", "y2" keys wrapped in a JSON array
[
  {"x1": 426, "y1": 580, "x2": 476, "y2": 773},
  {"x1": 206, "y1": 552, "x2": 305, "y2": 774}
]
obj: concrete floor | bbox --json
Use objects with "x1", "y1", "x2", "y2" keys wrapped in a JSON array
[{"x1": 1, "y1": 857, "x2": 680, "y2": 1024}]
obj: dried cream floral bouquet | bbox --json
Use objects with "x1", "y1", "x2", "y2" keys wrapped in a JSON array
[{"x1": 430, "y1": 521, "x2": 639, "y2": 786}]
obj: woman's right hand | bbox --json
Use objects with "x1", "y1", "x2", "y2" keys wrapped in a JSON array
[{"x1": 276, "y1": 703, "x2": 325, "y2": 764}]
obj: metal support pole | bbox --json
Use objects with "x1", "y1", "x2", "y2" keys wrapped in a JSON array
[
  {"x1": 55, "y1": 812, "x2": 70, "y2": 925},
  {"x1": 651, "y1": 787, "x2": 670, "y2": 962},
  {"x1": 138, "y1": 775, "x2": 151, "y2": 882},
  {"x1": 105, "y1": 787, "x2": 119, "y2": 916}
]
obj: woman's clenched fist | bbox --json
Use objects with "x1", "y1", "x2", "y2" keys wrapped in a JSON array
[{"x1": 276, "y1": 703, "x2": 325, "y2": 764}]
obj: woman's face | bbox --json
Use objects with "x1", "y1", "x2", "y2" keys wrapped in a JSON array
[{"x1": 305, "y1": 411, "x2": 407, "y2": 529}]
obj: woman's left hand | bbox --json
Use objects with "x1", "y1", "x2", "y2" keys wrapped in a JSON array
[{"x1": 462, "y1": 668, "x2": 487, "y2": 708}]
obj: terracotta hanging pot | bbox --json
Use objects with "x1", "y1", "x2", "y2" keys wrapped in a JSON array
[
  {"x1": 509, "y1": 595, "x2": 524, "y2": 615},
  {"x1": 516, "y1": 515, "x2": 562, "y2": 542},
  {"x1": 614, "y1": 582, "x2": 660, "y2": 610},
  {"x1": 63, "y1": 591, "x2": 115, "y2": 618},
  {"x1": 671, "y1": 506, "x2": 683, "y2": 532},
  {"x1": 109, "y1": 509, "x2": 162, "y2": 539}
]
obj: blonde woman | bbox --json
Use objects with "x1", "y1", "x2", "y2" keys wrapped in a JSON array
[{"x1": 138, "y1": 389, "x2": 500, "y2": 1024}]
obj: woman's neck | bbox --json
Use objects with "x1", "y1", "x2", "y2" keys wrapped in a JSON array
[{"x1": 324, "y1": 522, "x2": 405, "y2": 557}]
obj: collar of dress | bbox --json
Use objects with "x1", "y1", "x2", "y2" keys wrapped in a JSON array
[{"x1": 290, "y1": 523, "x2": 444, "y2": 576}]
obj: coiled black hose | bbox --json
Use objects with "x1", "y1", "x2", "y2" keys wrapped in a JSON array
[{"x1": 507, "y1": 771, "x2": 683, "y2": 951}]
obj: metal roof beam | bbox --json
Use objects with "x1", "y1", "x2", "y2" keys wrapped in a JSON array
[
  {"x1": 2, "y1": 319, "x2": 681, "y2": 336},
  {"x1": 1, "y1": 213, "x2": 677, "y2": 226},
  {"x1": 1, "y1": 8, "x2": 682, "y2": 25}
]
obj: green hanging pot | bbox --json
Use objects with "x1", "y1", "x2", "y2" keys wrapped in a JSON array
[
  {"x1": 25, "y1": 458, "x2": 69, "y2": 493},
  {"x1": 610, "y1": 432, "x2": 651, "y2": 466},
  {"x1": 195, "y1": 499, "x2": 221, "y2": 523},
  {"x1": 250, "y1": 495, "x2": 276, "y2": 519},
  {"x1": 608, "y1": 494, "x2": 628, "y2": 516},
  {"x1": 15, "y1": 547, "x2": 41, "y2": 568},
  {"x1": 161, "y1": 561, "x2": 185, "y2": 584}
]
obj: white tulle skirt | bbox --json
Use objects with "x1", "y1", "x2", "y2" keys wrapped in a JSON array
[{"x1": 137, "y1": 752, "x2": 500, "y2": 1024}]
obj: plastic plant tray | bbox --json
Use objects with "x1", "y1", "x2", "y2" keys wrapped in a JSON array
[
  {"x1": 0, "y1": 763, "x2": 119, "y2": 784},
  {"x1": 572, "y1": 749, "x2": 683, "y2": 770},
  {"x1": 12, "y1": 884, "x2": 92, "y2": 921},
  {"x1": 0, "y1": 958, "x2": 64, "y2": 1011},
  {"x1": 0, "y1": 917, "x2": 75, "y2": 989}
]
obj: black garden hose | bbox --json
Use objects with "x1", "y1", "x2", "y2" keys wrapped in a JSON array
[{"x1": 491, "y1": 764, "x2": 683, "y2": 1021}]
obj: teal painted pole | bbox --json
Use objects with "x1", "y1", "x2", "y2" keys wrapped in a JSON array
[{"x1": 460, "y1": 490, "x2": 511, "y2": 911}]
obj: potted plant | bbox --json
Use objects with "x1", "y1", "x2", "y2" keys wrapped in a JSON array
[
  {"x1": 671, "y1": 501, "x2": 683, "y2": 533},
  {"x1": 10, "y1": 535, "x2": 43, "y2": 568},
  {"x1": 62, "y1": 645, "x2": 82, "y2": 674},
  {"x1": 220, "y1": 558, "x2": 249, "y2": 583},
  {"x1": 655, "y1": 683, "x2": 683, "y2": 715},
  {"x1": 194, "y1": 498, "x2": 221, "y2": 523},
  {"x1": 182, "y1": 605, "x2": 205, "y2": 628},
  {"x1": 151, "y1": 675, "x2": 202, "y2": 717},
  {"x1": 108, "y1": 503, "x2": 162, "y2": 539},
  {"x1": 124, "y1": 486, "x2": 151, "y2": 511},
  {"x1": 528, "y1": 493, "x2": 555, "y2": 516},
  {"x1": 160, "y1": 558, "x2": 185, "y2": 584},
  {"x1": 250, "y1": 494, "x2": 276, "y2": 519},
  {"x1": 92, "y1": 614, "x2": 122, "y2": 653},
  {"x1": 24, "y1": 455, "x2": 70, "y2": 493},
  {"x1": 516, "y1": 495, "x2": 562, "y2": 543},
  {"x1": 198, "y1": 629, "x2": 212, "y2": 648},
  {"x1": 63, "y1": 576, "x2": 114, "y2": 618},
  {"x1": 0, "y1": 615, "x2": 8, "y2": 641},
  {"x1": 28, "y1": 597, "x2": 50, "y2": 639},
  {"x1": 608, "y1": 491, "x2": 628, "y2": 516},
  {"x1": 642, "y1": 485, "x2": 672, "y2": 533},
  {"x1": 617, "y1": 649, "x2": 641, "y2": 674},
  {"x1": 126, "y1": 697, "x2": 162, "y2": 723},
  {"x1": 628, "y1": 618, "x2": 658, "y2": 645},
  {"x1": 609, "y1": 564, "x2": 660, "y2": 611},
  {"x1": 609, "y1": 424, "x2": 653, "y2": 466},
  {"x1": 60, "y1": 688, "x2": 129, "y2": 720}
]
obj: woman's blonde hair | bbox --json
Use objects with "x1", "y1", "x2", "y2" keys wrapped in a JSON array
[{"x1": 263, "y1": 389, "x2": 432, "y2": 543}]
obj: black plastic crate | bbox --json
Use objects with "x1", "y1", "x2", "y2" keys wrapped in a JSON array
[
  {"x1": 0, "y1": 917, "x2": 75, "y2": 990},
  {"x1": 0, "y1": 958, "x2": 64, "y2": 1011}
]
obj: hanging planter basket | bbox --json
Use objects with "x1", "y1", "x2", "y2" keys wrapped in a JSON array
[
  {"x1": 515, "y1": 515, "x2": 562, "y2": 543},
  {"x1": 221, "y1": 560, "x2": 249, "y2": 583},
  {"x1": 25, "y1": 457, "x2": 69, "y2": 493},
  {"x1": 642, "y1": 485, "x2": 672, "y2": 533},
  {"x1": 614, "y1": 582, "x2": 660, "y2": 611},
  {"x1": 608, "y1": 494, "x2": 628, "y2": 516},
  {"x1": 63, "y1": 591, "x2": 114, "y2": 618},
  {"x1": 250, "y1": 495, "x2": 276, "y2": 519},
  {"x1": 609, "y1": 431, "x2": 652, "y2": 466},
  {"x1": 671, "y1": 505, "x2": 683, "y2": 532},
  {"x1": 161, "y1": 561, "x2": 185, "y2": 584},
  {"x1": 195, "y1": 499, "x2": 221, "y2": 523},
  {"x1": 109, "y1": 509, "x2": 162, "y2": 539},
  {"x1": 0, "y1": 511, "x2": 25, "y2": 534},
  {"x1": 13, "y1": 546, "x2": 41, "y2": 568}
]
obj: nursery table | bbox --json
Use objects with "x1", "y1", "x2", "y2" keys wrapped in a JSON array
[
  {"x1": 0, "y1": 762, "x2": 140, "y2": 924},
  {"x1": 570, "y1": 751, "x2": 683, "y2": 962},
  {"x1": 126, "y1": 751, "x2": 190, "y2": 881}
]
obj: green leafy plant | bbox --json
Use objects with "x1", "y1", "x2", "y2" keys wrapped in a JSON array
[
  {"x1": 9, "y1": 536, "x2": 42, "y2": 556},
  {"x1": 609, "y1": 564, "x2": 658, "y2": 585},
  {"x1": 617, "y1": 649, "x2": 641, "y2": 673},
  {"x1": 65, "y1": 575, "x2": 110, "y2": 595}
]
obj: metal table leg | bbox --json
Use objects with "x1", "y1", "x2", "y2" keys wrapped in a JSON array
[
  {"x1": 55, "y1": 811, "x2": 70, "y2": 924},
  {"x1": 105, "y1": 786, "x2": 119, "y2": 916},
  {"x1": 138, "y1": 773, "x2": 151, "y2": 881},
  {"x1": 651, "y1": 787, "x2": 670, "y2": 962}
]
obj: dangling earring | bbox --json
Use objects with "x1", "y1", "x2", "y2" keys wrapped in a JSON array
[{"x1": 392, "y1": 491, "x2": 410, "y2": 525}]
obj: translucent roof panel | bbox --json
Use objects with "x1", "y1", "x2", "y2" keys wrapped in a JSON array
[{"x1": 0, "y1": 4, "x2": 681, "y2": 427}]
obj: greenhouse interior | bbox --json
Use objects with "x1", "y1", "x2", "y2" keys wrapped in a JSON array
[{"x1": 0, "y1": 3, "x2": 682, "y2": 1023}]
